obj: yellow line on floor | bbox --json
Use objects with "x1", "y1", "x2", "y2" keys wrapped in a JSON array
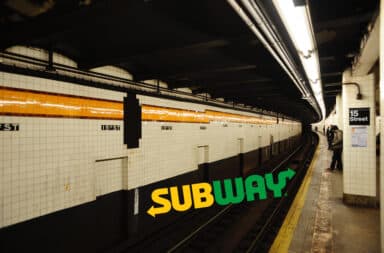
[{"x1": 269, "y1": 139, "x2": 320, "y2": 253}]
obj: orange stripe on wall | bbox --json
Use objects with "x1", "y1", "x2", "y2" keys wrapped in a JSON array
[
  {"x1": 142, "y1": 105, "x2": 209, "y2": 123},
  {"x1": 0, "y1": 87, "x2": 289, "y2": 124},
  {"x1": 0, "y1": 87, "x2": 123, "y2": 119},
  {"x1": 206, "y1": 110, "x2": 274, "y2": 124}
]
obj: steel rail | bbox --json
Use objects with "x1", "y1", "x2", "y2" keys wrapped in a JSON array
[{"x1": 167, "y1": 136, "x2": 308, "y2": 253}]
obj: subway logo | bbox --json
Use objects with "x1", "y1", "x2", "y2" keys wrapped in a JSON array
[{"x1": 147, "y1": 168, "x2": 295, "y2": 217}]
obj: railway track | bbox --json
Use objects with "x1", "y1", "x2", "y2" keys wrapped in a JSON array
[
  {"x1": 121, "y1": 133, "x2": 318, "y2": 253},
  {"x1": 167, "y1": 133, "x2": 318, "y2": 253}
]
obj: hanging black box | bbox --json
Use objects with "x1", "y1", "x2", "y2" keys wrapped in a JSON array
[{"x1": 124, "y1": 94, "x2": 142, "y2": 148}]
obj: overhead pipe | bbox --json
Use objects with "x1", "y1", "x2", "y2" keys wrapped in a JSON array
[
  {"x1": 246, "y1": 0, "x2": 305, "y2": 92},
  {"x1": 343, "y1": 82, "x2": 363, "y2": 100},
  {"x1": 227, "y1": 0, "x2": 322, "y2": 119},
  {"x1": 227, "y1": 0, "x2": 307, "y2": 96}
]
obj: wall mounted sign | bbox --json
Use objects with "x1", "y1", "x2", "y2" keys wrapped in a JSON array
[
  {"x1": 351, "y1": 126, "x2": 368, "y2": 147},
  {"x1": 161, "y1": 125, "x2": 172, "y2": 130},
  {"x1": 349, "y1": 108, "x2": 370, "y2": 125},
  {"x1": 101, "y1": 125, "x2": 120, "y2": 131},
  {"x1": 0, "y1": 123, "x2": 19, "y2": 131}
]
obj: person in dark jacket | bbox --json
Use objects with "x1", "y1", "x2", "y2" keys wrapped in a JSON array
[
  {"x1": 326, "y1": 125, "x2": 334, "y2": 149},
  {"x1": 329, "y1": 126, "x2": 343, "y2": 171}
]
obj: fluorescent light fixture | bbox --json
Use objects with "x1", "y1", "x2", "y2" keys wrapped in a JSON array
[
  {"x1": 227, "y1": 0, "x2": 323, "y2": 120},
  {"x1": 227, "y1": 0, "x2": 309, "y2": 96},
  {"x1": 272, "y1": 0, "x2": 325, "y2": 120},
  {"x1": 312, "y1": 82, "x2": 322, "y2": 95},
  {"x1": 302, "y1": 56, "x2": 320, "y2": 84},
  {"x1": 272, "y1": 1, "x2": 314, "y2": 57}
]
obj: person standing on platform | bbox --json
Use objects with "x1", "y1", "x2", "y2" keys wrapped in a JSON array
[
  {"x1": 329, "y1": 125, "x2": 343, "y2": 171},
  {"x1": 326, "y1": 125, "x2": 333, "y2": 149}
]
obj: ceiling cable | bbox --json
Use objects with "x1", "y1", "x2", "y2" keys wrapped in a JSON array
[{"x1": 227, "y1": 0, "x2": 321, "y2": 119}]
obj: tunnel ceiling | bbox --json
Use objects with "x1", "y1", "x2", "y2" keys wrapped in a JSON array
[
  {"x1": 2, "y1": 0, "x2": 374, "y2": 122},
  {"x1": 309, "y1": 0, "x2": 378, "y2": 116}
]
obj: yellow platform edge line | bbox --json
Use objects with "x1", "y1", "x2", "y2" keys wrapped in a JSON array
[{"x1": 269, "y1": 138, "x2": 320, "y2": 253}]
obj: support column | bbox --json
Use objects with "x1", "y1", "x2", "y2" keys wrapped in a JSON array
[
  {"x1": 336, "y1": 94, "x2": 343, "y2": 130},
  {"x1": 380, "y1": 0, "x2": 384, "y2": 250},
  {"x1": 342, "y1": 69, "x2": 376, "y2": 204}
]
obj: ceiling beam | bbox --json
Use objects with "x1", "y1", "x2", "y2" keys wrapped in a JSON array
[
  {"x1": 135, "y1": 65, "x2": 254, "y2": 83},
  {"x1": 324, "y1": 90, "x2": 341, "y2": 94},
  {"x1": 81, "y1": 39, "x2": 232, "y2": 70},
  {"x1": 212, "y1": 93, "x2": 282, "y2": 99},
  {"x1": 81, "y1": 34, "x2": 259, "y2": 70},
  {"x1": 192, "y1": 78, "x2": 272, "y2": 94},
  {"x1": 352, "y1": 14, "x2": 380, "y2": 76},
  {"x1": 170, "y1": 65, "x2": 257, "y2": 78},
  {"x1": 324, "y1": 82, "x2": 342, "y2": 87},
  {"x1": 0, "y1": 0, "x2": 115, "y2": 49},
  {"x1": 207, "y1": 83, "x2": 278, "y2": 93},
  {"x1": 321, "y1": 72, "x2": 342, "y2": 77},
  {"x1": 209, "y1": 87, "x2": 281, "y2": 98},
  {"x1": 315, "y1": 12, "x2": 373, "y2": 30},
  {"x1": 320, "y1": 56, "x2": 336, "y2": 61}
]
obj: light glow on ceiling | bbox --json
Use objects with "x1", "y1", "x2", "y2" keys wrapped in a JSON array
[{"x1": 273, "y1": 0, "x2": 326, "y2": 119}]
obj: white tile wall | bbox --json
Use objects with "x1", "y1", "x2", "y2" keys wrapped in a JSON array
[
  {"x1": 90, "y1": 66, "x2": 133, "y2": 80},
  {"x1": 336, "y1": 94, "x2": 343, "y2": 130},
  {"x1": 6, "y1": 46, "x2": 47, "y2": 62},
  {"x1": 5, "y1": 46, "x2": 78, "y2": 68},
  {"x1": 143, "y1": 80, "x2": 168, "y2": 88},
  {"x1": 380, "y1": 5, "x2": 384, "y2": 249},
  {"x1": 0, "y1": 71, "x2": 301, "y2": 228},
  {"x1": 342, "y1": 70, "x2": 376, "y2": 196}
]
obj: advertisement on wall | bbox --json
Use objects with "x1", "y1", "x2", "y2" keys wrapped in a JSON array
[{"x1": 351, "y1": 126, "x2": 368, "y2": 147}]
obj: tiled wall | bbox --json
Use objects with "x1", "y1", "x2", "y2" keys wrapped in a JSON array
[
  {"x1": 336, "y1": 94, "x2": 343, "y2": 130},
  {"x1": 91, "y1": 65, "x2": 133, "y2": 80},
  {"x1": 342, "y1": 70, "x2": 376, "y2": 196},
  {"x1": 324, "y1": 94, "x2": 343, "y2": 131},
  {"x1": 380, "y1": 4, "x2": 384, "y2": 250},
  {"x1": 325, "y1": 109, "x2": 337, "y2": 126},
  {"x1": 5, "y1": 45, "x2": 78, "y2": 68},
  {"x1": 0, "y1": 56, "x2": 301, "y2": 228}
]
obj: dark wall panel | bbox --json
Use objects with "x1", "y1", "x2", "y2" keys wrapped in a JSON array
[
  {"x1": 208, "y1": 156, "x2": 241, "y2": 181},
  {"x1": 131, "y1": 170, "x2": 201, "y2": 242},
  {"x1": 261, "y1": 146, "x2": 271, "y2": 164},
  {"x1": 0, "y1": 191, "x2": 127, "y2": 253},
  {"x1": 243, "y1": 149, "x2": 260, "y2": 175}
]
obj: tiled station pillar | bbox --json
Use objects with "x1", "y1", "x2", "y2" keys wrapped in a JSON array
[
  {"x1": 380, "y1": 0, "x2": 384, "y2": 250},
  {"x1": 335, "y1": 94, "x2": 343, "y2": 130},
  {"x1": 342, "y1": 69, "x2": 376, "y2": 204}
]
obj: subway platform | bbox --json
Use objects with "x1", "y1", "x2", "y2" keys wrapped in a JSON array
[{"x1": 270, "y1": 134, "x2": 380, "y2": 253}]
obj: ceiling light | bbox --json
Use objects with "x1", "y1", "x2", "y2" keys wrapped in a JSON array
[
  {"x1": 227, "y1": 0, "x2": 323, "y2": 120},
  {"x1": 272, "y1": 0, "x2": 325, "y2": 120},
  {"x1": 272, "y1": 0, "x2": 314, "y2": 57}
]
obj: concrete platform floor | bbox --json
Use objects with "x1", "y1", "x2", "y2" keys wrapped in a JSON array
[{"x1": 288, "y1": 134, "x2": 380, "y2": 253}]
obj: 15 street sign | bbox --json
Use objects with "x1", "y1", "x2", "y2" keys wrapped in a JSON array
[{"x1": 349, "y1": 108, "x2": 370, "y2": 125}]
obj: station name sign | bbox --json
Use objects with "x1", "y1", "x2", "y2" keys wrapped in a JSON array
[
  {"x1": 349, "y1": 108, "x2": 370, "y2": 125},
  {"x1": 0, "y1": 123, "x2": 19, "y2": 131}
]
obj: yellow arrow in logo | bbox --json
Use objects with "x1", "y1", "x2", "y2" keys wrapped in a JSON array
[{"x1": 146, "y1": 188, "x2": 171, "y2": 218}]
